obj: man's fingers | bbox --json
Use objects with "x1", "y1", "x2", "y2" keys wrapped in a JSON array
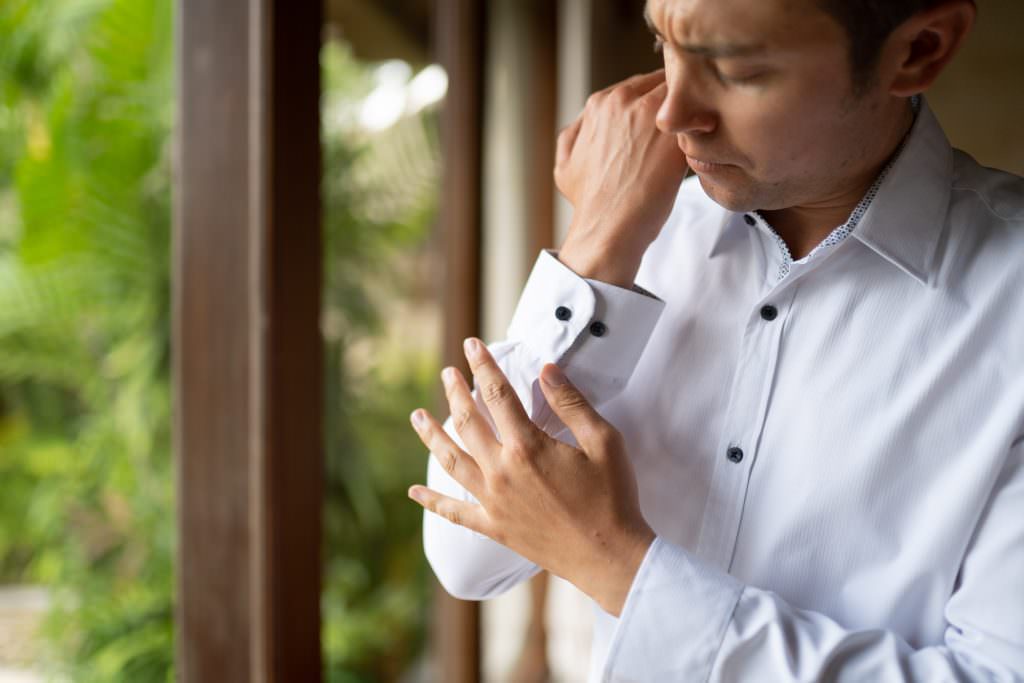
[
  {"x1": 462, "y1": 337, "x2": 533, "y2": 442},
  {"x1": 643, "y1": 80, "x2": 668, "y2": 105},
  {"x1": 556, "y1": 113, "x2": 584, "y2": 167},
  {"x1": 624, "y1": 67, "x2": 666, "y2": 96},
  {"x1": 411, "y1": 408, "x2": 485, "y2": 495},
  {"x1": 593, "y1": 67, "x2": 664, "y2": 99},
  {"x1": 408, "y1": 485, "x2": 490, "y2": 536},
  {"x1": 441, "y1": 366, "x2": 500, "y2": 464},
  {"x1": 559, "y1": 69, "x2": 664, "y2": 173},
  {"x1": 538, "y1": 363, "x2": 617, "y2": 454}
]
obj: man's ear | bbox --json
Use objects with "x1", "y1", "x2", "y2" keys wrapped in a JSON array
[{"x1": 883, "y1": 0, "x2": 976, "y2": 97}]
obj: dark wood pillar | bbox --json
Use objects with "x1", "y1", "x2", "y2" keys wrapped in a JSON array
[
  {"x1": 526, "y1": 0, "x2": 560, "y2": 258},
  {"x1": 434, "y1": 1, "x2": 485, "y2": 681},
  {"x1": 174, "y1": 1, "x2": 323, "y2": 681}
]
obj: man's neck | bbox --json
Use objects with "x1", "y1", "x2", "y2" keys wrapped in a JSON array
[
  {"x1": 761, "y1": 198, "x2": 870, "y2": 261},
  {"x1": 760, "y1": 102, "x2": 916, "y2": 261}
]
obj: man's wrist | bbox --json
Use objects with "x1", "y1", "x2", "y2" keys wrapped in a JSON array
[
  {"x1": 586, "y1": 525, "x2": 656, "y2": 617},
  {"x1": 557, "y1": 245, "x2": 643, "y2": 290}
]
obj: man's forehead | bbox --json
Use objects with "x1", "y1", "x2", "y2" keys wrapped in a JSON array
[
  {"x1": 644, "y1": 0, "x2": 833, "y2": 55},
  {"x1": 644, "y1": 0, "x2": 819, "y2": 19}
]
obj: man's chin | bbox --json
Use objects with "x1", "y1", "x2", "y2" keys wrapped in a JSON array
[{"x1": 695, "y1": 175, "x2": 761, "y2": 213}]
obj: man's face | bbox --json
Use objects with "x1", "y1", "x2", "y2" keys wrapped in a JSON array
[{"x1": 646, "y1": 0, "x2": 902, "y2": 212}]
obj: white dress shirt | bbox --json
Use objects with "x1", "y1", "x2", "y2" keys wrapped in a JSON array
[{"x1": 423, "y1": 98, "x2": 1024, "y2": 681}]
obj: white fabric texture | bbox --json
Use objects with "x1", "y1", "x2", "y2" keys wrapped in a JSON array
[{"x1": 422, "y1": 98, "x2": 1024, "y2": 681}]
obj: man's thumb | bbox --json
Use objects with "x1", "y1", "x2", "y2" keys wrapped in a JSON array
[{"x1": 539, "y1": 363, "x2": 606, "y2": 448}]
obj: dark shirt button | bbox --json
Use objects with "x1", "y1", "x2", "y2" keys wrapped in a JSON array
[
  {"x1": 727, "y1": 446, "x2": 744, "y2": 463},
  {"x1": 760, "y1": 305, "x2": 778, "y2": 321},
  {"x1": 743, "y1": 214, "x2": 756, "y2": 226},
  {"x1": 589, "y1": 321, "x2": 607, "y2": 337},
  {"x1": 555, "y1": 306, "x2": 572, "y2": 321}
]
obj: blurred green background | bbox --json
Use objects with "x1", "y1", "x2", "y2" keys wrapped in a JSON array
[{"x1": 0, "y1": 0, "x2": 439, "y2": 680}]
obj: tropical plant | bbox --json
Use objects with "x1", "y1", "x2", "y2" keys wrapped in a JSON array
[
  {"x1": 320, "y1": 42, "x2": 440, "y2": 681},
  {"x1": 0, "y1": 0, "x2": 175, "y2": 679}
]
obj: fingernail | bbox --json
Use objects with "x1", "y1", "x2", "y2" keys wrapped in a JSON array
[
  {"x1": 408, "y1": 486, "x2": 425, "y2": 503},
  {"x1": 441, "y1": 367, "x2": 456, "y2": 387},
  {"x1": 464, "y1": 337, "x2": 483, "y2": 359},
  {"x1": 410, "y1": 409, "x2": 427, "y2": 429},
  {"x1": 541, "y1": 364, "x2": 567, "y2": 386}
]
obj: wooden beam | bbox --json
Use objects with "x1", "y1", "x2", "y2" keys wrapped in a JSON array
[
  {"x1": 174, "y1": 1, "x2": 323, "y2": 681},
  {"x1": 433, "y1": 0, "x2": 485, "y2": 681},
  {"x1": 526, "y1": 0, "x2": 559, "y2": 258}
]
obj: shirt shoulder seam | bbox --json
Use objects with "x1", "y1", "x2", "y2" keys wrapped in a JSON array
[{"x1": 949, "y1": 184, "x2": 1024, "y2": 224}]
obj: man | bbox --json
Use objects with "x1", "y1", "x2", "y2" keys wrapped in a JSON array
[{"x1": 409, "y1": 0, "x2": 1024, "y2": 679}]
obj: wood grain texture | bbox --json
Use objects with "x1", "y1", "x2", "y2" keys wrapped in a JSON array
[
  {"x1": 433, "y1": 0, "x2": 485, "y2": 681},
  {"x1": 174, "y1": 1, "x2": 322, "y2": 680}
]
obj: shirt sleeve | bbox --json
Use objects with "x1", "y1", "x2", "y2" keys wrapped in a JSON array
[
  {"x1": 424, "y1": 249, "x2": 666, "y2": 601},
  {"x1": 601, "y1": 437, "x2": 1024, "y2": 682}
]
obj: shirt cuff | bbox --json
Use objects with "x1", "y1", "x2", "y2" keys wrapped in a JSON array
[
  {"x1": 601, "y1": 538, "x2": 744, "y2": 681},
  {"x1": 506, "y1": 249, "x2": 665, "y2": 398}
]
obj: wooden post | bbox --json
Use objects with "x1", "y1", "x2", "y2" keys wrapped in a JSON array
[
  {"x1": 434, "y1": 1, "x2": 485, "y2": 681},
  {"x1": 526, "y1": 0, "x2": 559, "y2": 258},
  {"x1": 174, "y1": 1, "x2": 323, "y2": 681}
]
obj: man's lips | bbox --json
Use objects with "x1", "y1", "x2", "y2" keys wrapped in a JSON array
[
  {"x1": 678, "y1": 140, "x2": 738, "y2": 172},
  {"x1": 685, "y1": 155, "x2": 735, "y2": 173},
  {"x1": 677, "y1": 137, "x2": 737, "y2": 170}
]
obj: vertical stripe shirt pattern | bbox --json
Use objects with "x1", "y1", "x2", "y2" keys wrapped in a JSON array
[{"x1": 422, "y1": 98, "x2": 1024, "y2": 681}]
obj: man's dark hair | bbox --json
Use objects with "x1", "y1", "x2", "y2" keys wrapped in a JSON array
[{"x1": 817, "y1": 0, "x2": 947, "y2": 92}]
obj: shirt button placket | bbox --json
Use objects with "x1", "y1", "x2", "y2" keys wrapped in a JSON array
[{"x1": 696, "y1": 292, "x2": 793, "y2": 569}]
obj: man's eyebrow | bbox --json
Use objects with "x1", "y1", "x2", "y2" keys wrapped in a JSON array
[
  {"x1": 678, "y1": 43, "x2": 765, "y2": 58},
  {"x1": 643, "y1": 5, "x2": 765, "y2": 58}
]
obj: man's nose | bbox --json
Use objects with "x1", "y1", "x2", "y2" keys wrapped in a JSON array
[{"x1": 656, "y1": 83, "x2": 716, "y2": 136}]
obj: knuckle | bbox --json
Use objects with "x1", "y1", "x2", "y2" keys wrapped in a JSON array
[
  {"x1": 556, "y1": 389, "x2": 590, "y2": 412},
  {"x1": 574, "y1": 420, "x2": 616, "y2": 451},
  {"x1": 482, "y1": 380, "x2": 513, "y2": 406},
  {"x1": 520, "y1": 428, "x2": 546, "y2": 452},
  {"x1": 609, "y1": 86, "x2": 632, "y2": 106},
  {"x1": 640, "y1": 91, "x2": 662, "y2": 111},
  {"x1": 445, "y1": 508, "x2": 462, "y2": 527},
  {"x1": 443, "y1": 449, "x2": 458, "y2": 475},
  {"x1": 596, "y1": 423, "x2": 622, "y2": 451},
  {"x1": 576, "y1": 423, "x2": 603, "y2": 448},
  {"x1": 452, "y1": 408, "x2": 473, "y2": 433},
  {"x1": 554, "y1": 167, "x2": 571, "y2": 197},
  {"x1": 585, "y1": 92, "x2": 602, "y2": 110},
  {"x1": 489, "y1": 468, "x2": 513, "y2": 494},
  {"x1": 505, "y1": 442, "x2": 534, "y2": 468}
]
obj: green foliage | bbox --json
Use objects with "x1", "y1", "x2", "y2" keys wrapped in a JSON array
[
  {"x1": 0, "y1": 4, "x2": 437, "y2": 681},
  {"x1": 320, "y1": 43, "x2": 437, "y2": 681},
  {"x1": 0, "y1": 0, "x2": 175, "y2": 679}
]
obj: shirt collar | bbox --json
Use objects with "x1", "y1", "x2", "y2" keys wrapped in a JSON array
[
  {"x1": 707, "y1": 96, "x2": 953, "y2": 286},
  {"x1": 848, "y1": 97, "x2": 952, "y2": 286}
]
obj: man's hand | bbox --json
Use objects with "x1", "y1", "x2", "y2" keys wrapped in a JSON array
[
  {"x1": 555, "y1": 69, "x2": 688, "y2": 288},
  {"x1": 408, "y1": 338, "x2": 655, "y2": 616}
]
